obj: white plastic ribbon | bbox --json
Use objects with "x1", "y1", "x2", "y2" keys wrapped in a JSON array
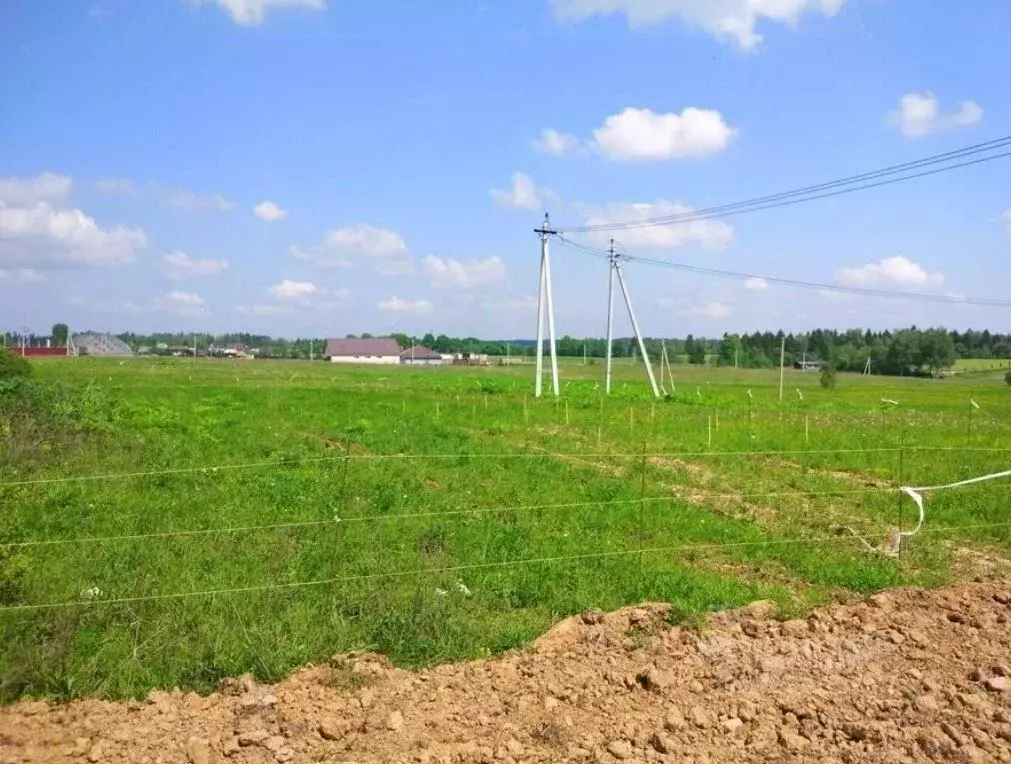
[{"x1": 899, "y1": 469, "x2": 1011, "y2": 540}]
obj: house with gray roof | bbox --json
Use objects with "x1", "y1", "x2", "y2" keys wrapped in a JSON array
[{"x1": 324, "y1": 338, "x2": 402, "y2": 365}]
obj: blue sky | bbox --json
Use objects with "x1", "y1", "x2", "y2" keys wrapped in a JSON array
[{"x1": 1, "y1": 0, "x2": 1009, "y2": 339}]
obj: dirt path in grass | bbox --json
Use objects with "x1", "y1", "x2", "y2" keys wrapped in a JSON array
[{"x1": 4, "y1": 581, "x2": 1011, "y2": 764}]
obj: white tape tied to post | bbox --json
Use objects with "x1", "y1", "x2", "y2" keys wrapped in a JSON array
[{"x1": 898, "y1": 468, "x2": 1011, "y2": 548}]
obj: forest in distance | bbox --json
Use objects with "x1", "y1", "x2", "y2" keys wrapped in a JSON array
[{"x1": 5, "y1": 326, "x2": 1011, "y2": 377}]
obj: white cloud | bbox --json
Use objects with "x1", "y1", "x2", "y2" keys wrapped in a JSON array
[
  {"x1": 236, "y1": 303, "x2": 296, "y2": 317},
  {"x1": 290, "y1": 223, "x2": 413, "y2": 274},
  {"x1": 490, "y1": 172, "x2": 552, "y2": 210},
  {"x1": 552, "y1": 0, "x2": 850, "y2": 50},
  {"x1": 93, "y1": 178, "x2": 134, "y2": 194},
  {"x1": 744, "y1": 276, "x2": 769, "y2": 290},
  {"x1": 250, "y1": 280, "x2": 350, "y2": 313},
  {"x1": 161, "y1": 251, "x2": 228, "y2": 279},
  {"x1": 270, "y1": 279, "x2": 318, "y2": 300},
  {"x1": 889, "y1": 92, "x2": 983, "y2": 138},
  {"x1": 154, "y1": 184, "x2": 235, "y2": 213},
  {"x1": 154, "y1": 291, "x2": 208, "y2": 317},
  {"x1": 186, "y1": 0, "x2": 325, "y2": 26},
  {"x1": 592, "y1": 107, "x2": 735, "y2": 162},
  {"x1": 0, "y1": 268, "x2": 46, "y2": 285},
  {"x1": 253, "y1": 200, "x2": 288, "y2": 222},
  {"x1": 491, "y1": 294, "x2": 538, "y2": 312},
  {"x1": 578, "y1": 199, "x2": 734, "y2": 250},
  {"x1": 682, "y1": 300, "x2": 732, "y2": 318},
  {"x1": 423, "y1": 255, "x2": 507, "y2": 288},
  {"x1": 0, "y1": 201, "x2": 146, "y2": 267},
  {"x1": 837, "y1": 256, "x2": 944, "y2": 287},
  {"x1": 377, "y1": 296, "x2": 433, "y2": 315},
  {"x1": 532, "y1": 128, "x2": 581, "y2": 155},
  {"x1": 0, "y1": 172, "x2": 72, "y2": 205}
]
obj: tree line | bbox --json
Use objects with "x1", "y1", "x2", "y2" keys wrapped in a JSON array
[{"x1": 6, "y1": 326, "x2": 1010, "y2": 377}]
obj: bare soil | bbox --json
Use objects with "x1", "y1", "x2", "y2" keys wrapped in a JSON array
[{"x1": 3, "y1": 581, "x2": 1011, "y2": 764}]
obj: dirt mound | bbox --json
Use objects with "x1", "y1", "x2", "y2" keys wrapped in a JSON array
[{"x1": 4, "y1": 582, "x2": 1011, "y2": 763}]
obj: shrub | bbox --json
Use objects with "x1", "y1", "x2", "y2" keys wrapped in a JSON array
[
  {"x1": 0, "y1": 348, "x2": 32, "y2": 381},
  {"x1": 819, "y1": 365, "x2": 837, "y2": 390},
  {"x1": 1005, "y1": 370, "x2": 1011, "y2": 386}
]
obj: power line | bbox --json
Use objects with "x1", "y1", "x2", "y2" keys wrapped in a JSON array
[
  {"x1": 552, "y1": 236, "x2": 1011, "y2": 308},
  {"x1": 557, "y1": 138, "x2": 1011, "y2": 233}
]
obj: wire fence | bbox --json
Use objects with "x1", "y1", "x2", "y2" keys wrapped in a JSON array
[
  {"x1": 2, "y1": 444, "x2": 1010, "y2": 488},
  {"x1": 3, "y1": 518, "x2": 1010, "y2": 614}
]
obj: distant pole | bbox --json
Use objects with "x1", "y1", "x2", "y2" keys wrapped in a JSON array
[
  {"x1": 778, "y1": 335, "x2": 786, "y2": 402},
  {"x1": 583, "y1": 343, "x2": 586, "y2": 366},
  {"x1": 605, "y1": 239, "x2": 616, "y2": 395},
  {"x1": 534, "y1": 213, "x2": 560, "y2": 397},
  {"x1": 310, "y1": 339, "x2": 314, "y2": 361}
]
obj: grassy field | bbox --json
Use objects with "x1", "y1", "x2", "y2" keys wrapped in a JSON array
[
  {"x1": 1, "y1": 357, "x2": 1009, "y2": 701},
  {"x1": 953, "y1": 358, "x2": 1011, "y2": 372}
]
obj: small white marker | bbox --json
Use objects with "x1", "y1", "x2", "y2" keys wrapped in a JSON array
[
  {"x1": 796, "y1": 388, "x2": 804, "y2": 400},
  {"x1": 971, "y1": 399, "x2": 980, "y2": 410},
  {"x1": 696, "y1": 386, "x2": 701, "y2": 396},
  {"x1": 747, "y1": 389, "x2": 753, "y2": 399},
  {"x1": 881, "y1": 398, "x2": 899, "y2": 406}
]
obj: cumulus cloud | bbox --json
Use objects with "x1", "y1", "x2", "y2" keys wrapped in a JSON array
[
  {"x1": 290, "y1": 223, "x2": 413, "y2": 274},
  {"x1": 270, "y1": 279, "x2": 318, "y2": 300},
  {"x1": 0, "y1": 268, "x2": 46, "y2": 285},
  {"x1": 423, "y1": 255, "x2": 507, "y2": 288},
  {"x1": 0, "y1": 172, "x2": 71, "y2": 205},
  {"x1": 744, "y1": 277, "x2": 769, "y2": 290},
  {"x1": 578, "y1": 199, "x2": 734, "y2": 250},
  {"x1": 837, "y1": 256, "x2": 944, "y2": 287},
  {"x1": 238, "y1": 279, "x2": 349, "y2": 315},
  {"x1": 683, "y1": 300, "x2": 733, "y2": 318},
  {"x1": 377, "y1": 296, "x2": 433, "y2": 315},
  {"x1": 532, "y1": 128, "x2": 581, "y2": 155},
  {"x1": 186, "y1": 0, "x2": 325, "y2": 26},
  {"x1": 591, "y1": 107, "x2": 735, "y2": 162},
  {"x1": 161, "y1": 251, "x2": 228, "y2": 279},
  {"x1": 253, "y1": 200, "x2": 287, "y2": 222},
  {"x1": 236, "y1": 303, "x2": 296, "y2": 317},
  {"x1": 889, "y1": 92, "x2": 983, "y2": 138},
  {"x1": 154, "y1": 291, "x2": 209, "y2": 317},
  {"x1": 154, "y1": 184, "x2": 235, "y2": 213},
  {"x1": 0, "y1": 181, "x2": 146, "y2": 268},
  {"x1": 490, "y1": 172, "x2": 552, "y2": 210},
  {"x1": 552, "y1": 0, "x2": 850, "y2": 50},
  {"x1": 488, "y1": 294, "x2": 538, "y2": 312},
  {"x1": 92, "y1": 177, "x2": 134, "y2": 194}
]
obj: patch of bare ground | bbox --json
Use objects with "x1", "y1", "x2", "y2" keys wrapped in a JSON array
[
  {"x1": 754, "y1": 456, "x2": 893, "y2": 489},
  {"x1": 6, "y1": 581, "x2": 1011, "y2": 763},
  {"x1": 648, "y1": 456, "x2": 779, "y2": 523}
]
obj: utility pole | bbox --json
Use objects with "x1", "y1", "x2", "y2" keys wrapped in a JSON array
[
  {"x1": 604, "y1": 240, "x2": 616, "y2": 394},
  {"x1": 778, "y1": 334, "x2": 786, "y2": 401},
  {"x1": 606, "y1": 239, "x2": 660, "y2": 398},
  {"x1": 534, "y1": 214, "x2": 560, "y2": 397}
]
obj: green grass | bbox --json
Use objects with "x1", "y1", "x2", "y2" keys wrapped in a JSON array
[
  {"x1": 953, "y1": 358, "x2": 1011, "y2": 372},
  {"x1": 0, "y1": 357, "x2": 1009, "y2": 701}
]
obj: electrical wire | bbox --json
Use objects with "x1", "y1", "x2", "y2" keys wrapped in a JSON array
[
  {"x1": 552, "y1": 235, "x2": 1011, "y2": 308},
  {"x1": 557, "y1": 138, "x2": 1011, "y2": 233}
]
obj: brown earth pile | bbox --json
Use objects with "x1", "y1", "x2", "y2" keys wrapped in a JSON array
[{"x1": 3, "y1": 581, "x2": 1011, "y2": 763}]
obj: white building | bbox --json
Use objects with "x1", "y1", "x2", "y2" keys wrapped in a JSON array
[
  {"x1": 400, "y1": 346, "x2": 443, "y2": 365},
  {"x1": 324, "y1": 338, "x2": 402, "y2": 364}
]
